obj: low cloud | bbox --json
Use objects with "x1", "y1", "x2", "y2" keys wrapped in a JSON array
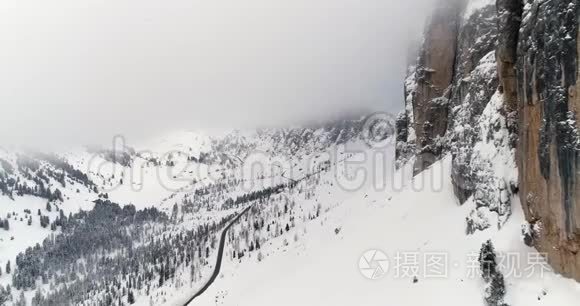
[{"x1": 0, "y1": 0, "x2": 434, "y2": 147}]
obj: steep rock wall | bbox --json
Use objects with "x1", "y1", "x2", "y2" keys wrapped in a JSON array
[
  {"x1": 516, "y1": 0, "x2": 580, "y2": 281},
  {"x1": 496, "y1": 0, "x2": 523, "y2": 119},
  {"x1": 410, "y1": 0, "x2": 464, "y2": 173},
  {"x1": 448, "y1": 5, "x2": 500, "y2": 204},
  {"x1": 396, "y1": 67, "x2": 418, "y2": 167},
  {"x1": 397, "y1": 0, "x2": 580, "y2": 282}
]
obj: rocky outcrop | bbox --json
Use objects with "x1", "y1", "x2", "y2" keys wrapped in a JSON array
[
  {"x1": 496, "y1": 0, "x2": 523, "y2": 120},
  {"x1": 399, "y1": 0, "x2": 515, "y2": 221},
  {"x1": 398, "y1": 0, "x2": 580, "y2": 282},
  {"x1": 516, "y1": 0, "x2": 580, "y2": 281},
  {"x1": 448, "y1": 5, "x2": 500, "y2": 204},
  {"x1": 408, "y1": 0, "x2": 464, "y2": 173},
  {"x1": 396, "y1": 67, "x2": 418, "y2": 167}
]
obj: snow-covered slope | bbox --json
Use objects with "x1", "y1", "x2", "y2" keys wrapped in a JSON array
[
  {"x1": 2, "y1": 110, "x2": 579, "y2": 306},
  {"x1": 0, "y1": 115, "x2": 395, "y2": 305},
  {"x1": 195, "y1": 152, "x2": 580, "y2": 306}
]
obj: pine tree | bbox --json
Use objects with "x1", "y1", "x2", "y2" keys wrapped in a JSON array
[
  {"x1": 128, "y1": 290, "x2": 135, "y2": 304},
  {"x1": 159, "y1": 265, "x2": 164, "y2": 287},
  {"x1": 479, "y1": 240, "x2": 497, "y2": 282},
  {"x1": 190, "y1": 263, "x2": 195, "y2": 282},
  {"x1": 479, "y1": 240, "x2": 507, "y2": 306},
  {"x1": 32, "y1": 287, "x2": 44, "y2": 306},
  {"x1": 0, "y1": 284, "x2": 9, "y2": 305},
  {"x1": 485, "y1": 273, "x2": 507, "y2": 306},
  {"x1": 15, "y1": 291, "x2": 25, "y2": 306}
]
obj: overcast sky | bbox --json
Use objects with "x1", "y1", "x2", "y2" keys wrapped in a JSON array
[{"x1": 0, "y1": 0, "x2": 434, "y2": 147}]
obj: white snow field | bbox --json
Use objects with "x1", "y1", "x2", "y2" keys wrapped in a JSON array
[
  {"x1": 193, "y1": 149, "x2": 580, "y2": 306},
  {"x1": 1, "y1": 130, "x2": 579, "y2": 306}
]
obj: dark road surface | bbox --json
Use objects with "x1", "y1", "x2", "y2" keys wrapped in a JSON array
[
  {"x1": 184, "y1": 204, "x2": 253, "y2": 305},
  {"x1": 182, "y1": 178, "x2": 315, "y2": 305}
]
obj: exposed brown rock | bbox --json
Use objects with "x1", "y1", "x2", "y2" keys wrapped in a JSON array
[
  {"x1": 496, "y1": 0, "x2": 522, "y2": 116},
  {"x1": 411, "y1": 0, "x2": 464, "y2": 173},
  {"x1": 398, "y1": 0, "x2": 580, "y2": 283},
  {"x1": 516, "y1": 0, "x2": 580, "y2": 282}
]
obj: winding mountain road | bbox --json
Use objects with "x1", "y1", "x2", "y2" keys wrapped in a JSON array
[
  {"x1": 183, "y1": 204, "x2": 253, "y2": 305},
  {"x1": 182, "y1": 165, "x2": 335, "y2": 305}
]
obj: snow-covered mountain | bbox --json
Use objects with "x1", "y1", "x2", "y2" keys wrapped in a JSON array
[
  {"x1": 396, "y1": 0, "x2": 580, "y2": 305},
  {"x1": 195, "y1": 155, "x2": 580, "y2": 306},
  {"x1": 2, "y1": 0, "x2": 580, "y2": 305},
  {"x1": 0, "y1": 114, "x2": 396, "y2": 305}
]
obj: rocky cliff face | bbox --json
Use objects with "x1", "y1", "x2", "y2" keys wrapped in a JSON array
[
  {"x1": 397, "y1": 0, "x2": 580, "y2": 281},
  {"x1": 405, "y1": 0, "x2": 464, "y2": 173},
  {"x1": 398, "y1": 0, "x2": 516, "y2": 228},
  {"x1": 447, "y1": 4, "x2": 501, "y2": 205},
  {"x1": 515, "y1": 0, "x2": 580, "y2": 281}
]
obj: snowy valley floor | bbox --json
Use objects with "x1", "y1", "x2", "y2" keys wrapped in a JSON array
[{"x1": 193, "y1": 156, "x2": 580, "y2": 306}]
